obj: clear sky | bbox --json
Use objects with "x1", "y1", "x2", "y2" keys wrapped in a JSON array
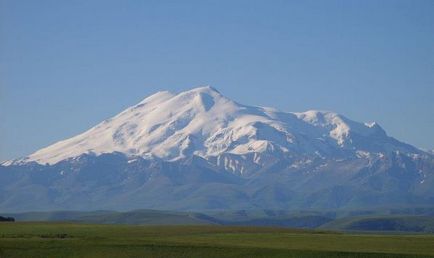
[{"x1": 1, "y1": 0, "x2": 433, "y2": 161}]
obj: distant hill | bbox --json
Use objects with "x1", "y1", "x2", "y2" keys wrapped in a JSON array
[
  {"x1": 205, "y1": 210, "x2": 333, "y2": 228},
  {"x1": 6, "y1": 210, "x2": 214, "y2": 225},
  {"x1": 5, "y1": 209, "x2": 331, "y2": 229},
  {"x1": 6, "y1": 209, "x2": 434, "y2": 233},
  {"x1": 320, "y1": 216, "x2": 434, "y2": 233}
]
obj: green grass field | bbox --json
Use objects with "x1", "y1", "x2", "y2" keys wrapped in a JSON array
[{"x1": 0, "y1": 222, "x2": 434, "y2": 258}]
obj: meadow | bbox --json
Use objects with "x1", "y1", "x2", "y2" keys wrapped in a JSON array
[{"x1": 0, "y1": 222, "x2": 434, "y2": 258}]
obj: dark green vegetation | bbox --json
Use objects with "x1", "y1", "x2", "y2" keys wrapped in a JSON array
[
  {"x1": 1, "y1": 222, "x2": 434, "y2": 258},
  {"x1": 0, "y1": 216, "x2": 14, "y2": 222}
]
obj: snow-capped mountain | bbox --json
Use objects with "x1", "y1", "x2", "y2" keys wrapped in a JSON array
[
  {"x1": 1, "y1": 86, "x2": 433, "y2": 212},
  {"x1": 8, "y1": 86, "x2": 420, "y2": 167}
]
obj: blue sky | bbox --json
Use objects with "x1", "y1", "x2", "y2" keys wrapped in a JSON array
[{"x1": 1, "y1": 0, "x2": 433, "y2": 161}]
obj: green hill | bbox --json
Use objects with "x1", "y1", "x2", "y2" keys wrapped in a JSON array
[
  {"x1": 321, "y1": 216, "x2": 434, "y2": 233},
  {"x1": 6, "y1": 209, "x2": 434, "y2": 233},
  {"x1": 4, "y1": 209, "x2": 332, "y2": 228},
  {"x1": 5, "y1": 210, "x2": 215, "y2": 225}
]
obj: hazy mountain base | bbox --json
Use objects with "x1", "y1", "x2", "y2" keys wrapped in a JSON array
[
  {"x1": 4, "y1": 208, "x2": 434, "y2": 233},
  {"x1": 3, "y1": 209, "x2": 332, "y2": 229},
  {"x1": 1, "y1": 151, "x2": 434, "y2": 212}
]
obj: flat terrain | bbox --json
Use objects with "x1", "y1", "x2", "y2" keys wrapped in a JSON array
[{"x1": 0, "y1": 223, "x2": 434, "y2": 258}]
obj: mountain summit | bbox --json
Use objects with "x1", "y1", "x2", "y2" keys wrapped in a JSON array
[{"x1": 1, "y1": 87, "x2": 433, "y2": 212}]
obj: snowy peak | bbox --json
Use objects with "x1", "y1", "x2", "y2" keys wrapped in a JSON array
[
  {"x1": 24, "y1": 86, "x2": 240, "y2": 164},
  {"x1": 10, "y1": 86, "x2": 421, "y2": 165},
  {"x1": 295, "y1": 110, "x2": 387, "y2": 145},
  {"x1": 133, "y1": 86, "x2": 221, "y2": 113},
  {"x1": 136, "y1": 90, "x2": 175, "y2": 106}
]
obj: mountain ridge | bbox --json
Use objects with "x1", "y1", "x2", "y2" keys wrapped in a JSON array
[{"x1": 3, "y1": 86, "x2": 424, "y2": 167}]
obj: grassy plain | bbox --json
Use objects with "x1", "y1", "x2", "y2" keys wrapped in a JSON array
[{"x1": 0, "y1": 222, "x2": 433, "y2": 258}]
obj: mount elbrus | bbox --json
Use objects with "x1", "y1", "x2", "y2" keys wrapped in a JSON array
[{"x1": 1, "y1": 87, "x2": 433, "y2": 212}]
